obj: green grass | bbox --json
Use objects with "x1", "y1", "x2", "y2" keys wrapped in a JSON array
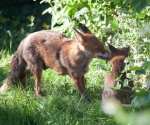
[
  {"x1": 0, "y1": 53, "x2": 150, "y2": 125},
  {"x1": 0, "y1": 54, "x2": 117, "y2": 125},
  {"x1": 0, "y1": 34, "x2": 149, "y2": 124},
  {"x1": 1, "y1": 54, "x2": 149, "y2": 125}
]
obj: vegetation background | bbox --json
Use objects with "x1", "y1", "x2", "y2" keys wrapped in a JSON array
[{"x1": 0, "y1": 0, "x2": 150, "y2": 125}]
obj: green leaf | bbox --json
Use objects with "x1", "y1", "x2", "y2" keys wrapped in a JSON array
[
  {"x1": 123, "y1": 0, "x2": 130, "y2": 4},
  {"x1": 130, "y1": 66, "x2": 143, "y2": 70},
  {"x1": 113, "y1": 0, "x2": 120, "y2": 4},
  {"x1": 137, "y1": 0, "x2": 148, "y2": 12},
  {"x1": 106, "y1": 16, "x2": 113, "y2": 25},
  {"x1": 131, "y1": 0, "x2": 148, "y2": 13},
  {"x1": 110, "y1": 20, "x2": 118, "y2": 30},
  {"x1": 131, "y1": 66, "x2": 145, "y2": 75},
  {"x1": 110, "y1": 82, "x2": 121, "y2": 90},
  {"x1": 131, "y1": 0, "x2": 141, "y2": 9},
  {"x1": 133, "y1": 90, "x2": 148, "y2": 97},
  {"x1": 146, "y1": 63, "x2": 150, "y2": 70},
  {"x1": 66, "y1": 5, "x2": 77, "y2": 16},
  {"x1": 136, "y1": 13, "x2": 146, "y2": 19},
  {"x1": 135, "y1": 69, "x2": 146, "y2": 75}
]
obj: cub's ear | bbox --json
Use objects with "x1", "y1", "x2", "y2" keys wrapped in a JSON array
[
  {"x1": 126, "y1": 46, "x2": 130, "y2": 55},
  {"x1": 127, "y1": 46, "x2": 130, "y2": 51},
  {"x1": 78, "y1": 23, "x2": 92, "y2": 34},
  {"x1": 72, "y1": 28, "x2": 84, "y2": 44},
  {"x1": 106, "y1": 42, "x2": 118, "y2": 52}
]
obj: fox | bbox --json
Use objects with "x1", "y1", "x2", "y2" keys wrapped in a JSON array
[
  {"x1": 0, "y1": 23, "x2": 110, "y2": 101},
  {"x1": 102, "y1": 43, "x2": 134, "y2": 104}
]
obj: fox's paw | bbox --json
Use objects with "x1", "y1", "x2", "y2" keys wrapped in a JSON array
[
  {"x1": 81, "y1": 92, "x2": 91, "y2": 102},
  {"x1": 0, "y1": 83, "x2": 9, "y2": 94},
  {"x1": 35, "y1": 91, "x2": 45, "y2": 97}
]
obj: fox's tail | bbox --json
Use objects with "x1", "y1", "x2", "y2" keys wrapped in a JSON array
[{"x1": 0, "y1": 42, "x2": 27, "y2": 93}]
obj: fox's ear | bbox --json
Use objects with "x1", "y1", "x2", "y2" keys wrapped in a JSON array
[
  {"x1": 78, "y1": 23, "x2": 92, "y2": 34},
  {"x1": 72, "y1": 28, "x2": 84, "y2": 44},
  {"x1": 107, "y1": 42, "x2": 118, "y2": 52}
]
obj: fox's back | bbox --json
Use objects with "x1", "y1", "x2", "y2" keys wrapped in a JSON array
[
  {"x1": 21, "y1": 30, "x2": 71, "y2": 74},
  {"x1": 22, "y1": 30, "x2": 70, "y2": 49}
]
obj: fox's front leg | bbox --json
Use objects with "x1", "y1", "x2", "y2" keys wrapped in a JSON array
[
  {"x1": 81, "y1": 76, "x2": 86, "y2": 90},
  {"x1": 71, "y1": 76, "x2": 90, "y2": 101},
  {"x1": 32, "y1": 67, "x2": 43, "y2": 96}
]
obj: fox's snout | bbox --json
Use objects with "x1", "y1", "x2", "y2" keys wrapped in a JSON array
[{"x1": 94, "y1": 50, "x2": 110, "y2": 61}]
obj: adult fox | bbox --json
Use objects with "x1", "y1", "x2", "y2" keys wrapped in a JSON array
[
  {"x1": 0, "y1": 23, "x2": 109, "y2": 100},
  {"x1": 102, "y1": 43, "x2": 134, "y2": 104}
]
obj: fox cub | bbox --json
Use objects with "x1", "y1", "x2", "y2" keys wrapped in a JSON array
[
  {"x1": 102, "y1": 43, "x2": 134, "y2": 104},
  {"x1": 0, "y1": 23, "x2": 110, "y2": 101}
]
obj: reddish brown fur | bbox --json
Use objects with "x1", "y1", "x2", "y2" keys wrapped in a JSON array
[
  {"x1": 0, "y1": 23, "x2": 110, "y2": 101},
  {"x1": 102, "y1": 43, "x2": 134, "y2": 104}
]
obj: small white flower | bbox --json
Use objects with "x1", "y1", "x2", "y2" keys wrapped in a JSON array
[
  {"x1": 7, "y1": 30, "x2": 10, "y2": 33},
  {"x1": 107, "y1": 24, "x2": 111, "y2": 28},
  {"x1": 143, "y1": 38, "x2": 148, "y2": 42},
  {"x1": 108, "y1": 36, "x2": 112, "y2": 41},
  {"x1": 115, "y1": 39, "x2": 119, "y2": 44}
]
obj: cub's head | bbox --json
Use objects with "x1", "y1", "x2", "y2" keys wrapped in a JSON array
[
  {"x1": 72, "y1": 23, "x2": 110, "y2": 61},
  {"x1": 107, "y1": 42, "x2": 130, "y2": 61}
]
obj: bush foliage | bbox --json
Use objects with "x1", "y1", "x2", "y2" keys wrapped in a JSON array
[
  {"x1": 0, "y1": 0, "x2": 51, "y2": 53},
  {"x1": 41, "y1": 0, "x2": 150, "y2": 124}
]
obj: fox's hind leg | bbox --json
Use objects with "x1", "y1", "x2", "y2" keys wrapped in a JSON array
[
  {"x1": 24, "y1": 52, "x2": 44, "y2": 96},
  {"x1": 32, "y1": 63, "x2": 43, "y2": 96}
]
